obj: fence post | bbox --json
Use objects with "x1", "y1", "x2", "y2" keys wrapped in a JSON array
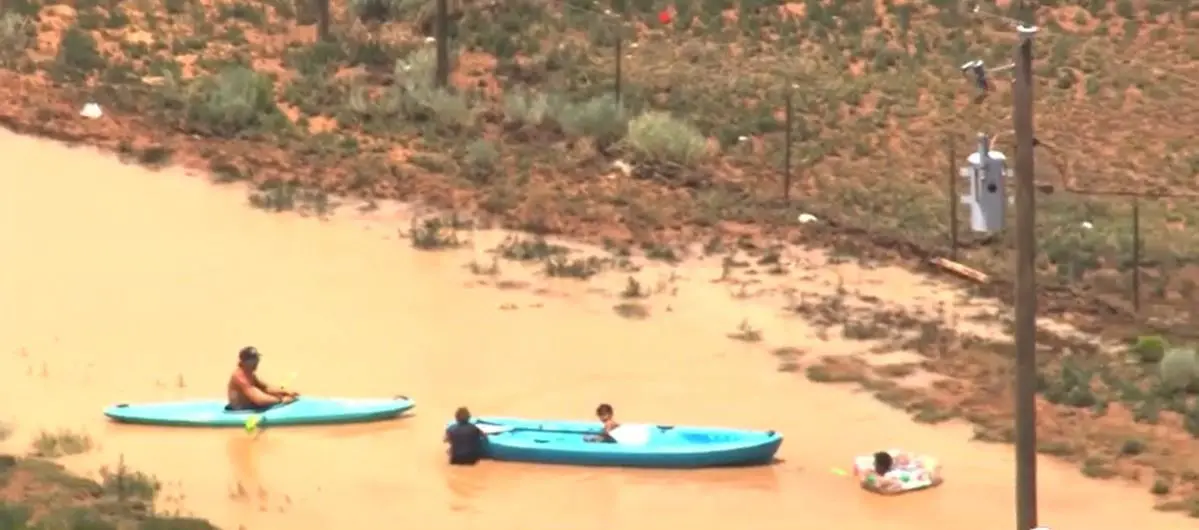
[
  {"x1": 614, "y1": 30, "x2": 623, "y2": 105},
  {"x1": 434, "y1": 0, "x2": 450, "y2": 88},
  {"x1": 783, "y1": 89, "x2": 793, "y2": 202},
  {"x1": 316, "y1": 0, "x2": 330, "y2": 41},
  {"x1": 948, "y1": 134, "x2": 958, "y2": 259},
  {"x1": 1131, "y1": 196, "x2": 1141, "y2": 313}
]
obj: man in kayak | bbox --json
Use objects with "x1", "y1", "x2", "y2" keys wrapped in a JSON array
[
  {"x1": 444, "y1": 407, "x2": 486, "y2": 465},
  {"x1": 226, "y1": 346, "x2": 299, "y2": 411},
  {"x1": 586, "y1": 403, "x2": 619, "y2": 443}
]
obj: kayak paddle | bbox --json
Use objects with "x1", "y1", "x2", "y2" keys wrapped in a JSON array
[
  {"x1": 476, "y1": 421, "x2": 653, "y2": 444},
  {"x1": 245, "y1": 372, "x2": 299, "y2": 435}
]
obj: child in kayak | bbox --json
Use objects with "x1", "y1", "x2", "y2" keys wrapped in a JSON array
[{"x1": 586, "y1": 403, "x2": 620, "y2": 443}]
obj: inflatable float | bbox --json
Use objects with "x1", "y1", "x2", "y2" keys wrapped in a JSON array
[
  {"x1": 464, "y1": 416, "x2": 783, "y2": 468},
  {"x1": 852, "y1": 449, "x2": 942, "y2": 494}
]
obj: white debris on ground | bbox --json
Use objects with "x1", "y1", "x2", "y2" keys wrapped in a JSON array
[
  {"x1": 797, "y1": 213, "x2": 818, "y2": 224},
  {"x1": 79, "y1": 103, "x2": 102, "y2": 119},
  {"x1": 611, "y1": 159, "x2": 633, "y2": 177}
]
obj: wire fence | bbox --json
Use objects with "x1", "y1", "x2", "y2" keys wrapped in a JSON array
[{"x1": 434, "y1": 0, "x2": 1199, "y2": 332}]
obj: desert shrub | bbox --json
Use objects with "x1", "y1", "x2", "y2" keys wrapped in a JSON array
[
  {"x1": 141, "y1": 516, "x2": 221, "y2": 529},
  {"x1": 1133, "y1": 335, "x2": 1168, "y2": 363},
  {"x1": 392, "y1": 50, "x2": 474, "y2": 130},
  {"x1": 100, "y1": 457, "x2": 161, "y2": 502},
  {"x1": 503, "y1": 90, "x2": 556, "y2": 127},
  {"x1": 0, "y1": 502, "x2": 31, "y2": 528},
  {"x1": 185, "y1": 66, "x2": 282, "y2": 136},
  {"x1": 554, "y1": 94, "x2": 627, "y2": 144},
  {"x1": 462, "y1": 139, "x2": 500, "y2": 183},
  {"x1": 30, "y1": 429, "x2": 93, "y2": 458},
  {"x1": 0, "y1": 14, "x2": 33, "y2": 65},
  {"x1": 1186, "y1": 403, "x2": 1199, "y2": 437},
  {"x1": 395, "y1": 47, "x2": 438, "y2": 86},
  {"x1": 53, "y1": 25, "x2": 105, "y2": 82},
  {"x1": 409, "y1": 215, "x2": 463, "y2": 250},
  {"x1": 349, "y1": 0, "x2": 406, "y2": 23},
  {"x1": 400, "y1": 84, "x2": 474, "y2": 129},
  {"x1": 1041, "y1": 358, "x2": 1102, "y2": 408},
  {"x1": 1150, "y1": 477, "x2": 1170, "y2": 495},
  {"x1": 624, "y1": 111, "x2": 708, "y2": 166},
  {"x1": 344, "y1": 81, "x2": 402, "y2": 122},
  {"x1": 35, "y1": 507, "x2": 114, "y2": 530},
  {"x1": 1159, "y1": 347, "x2": 1199, "y2": 392}
]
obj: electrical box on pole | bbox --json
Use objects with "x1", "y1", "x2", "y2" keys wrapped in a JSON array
[{"x1": 959, "y1": 133, "x2": 1010, "y2": 233}]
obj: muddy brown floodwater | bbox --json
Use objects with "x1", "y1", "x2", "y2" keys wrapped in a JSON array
[{"x1": 0, "y1": 128, "x2": 1190, "y2": 530}]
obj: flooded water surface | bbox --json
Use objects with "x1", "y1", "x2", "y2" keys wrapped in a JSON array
[{"x1": 0, "y1": 128, "x2": 1190, "y2": 529}]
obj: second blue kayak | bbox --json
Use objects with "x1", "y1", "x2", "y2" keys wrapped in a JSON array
[
  {"x1": 104, "y1": 396, "x2": 415, "y2": 427},
  {"x1": 468, "y1": 416, "x2": 782, "y2": 468}
]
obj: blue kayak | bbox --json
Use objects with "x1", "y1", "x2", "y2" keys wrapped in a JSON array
[
  {"x1": 104, "y1": 396, "x2": 415, "y2": 427},
  {"x1": 463, "y1": 416, "x2": 782, "y2": 468}
]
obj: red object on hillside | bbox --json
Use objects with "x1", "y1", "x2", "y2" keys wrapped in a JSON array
[{"x1": 658, "y1": 8, "x2": 673, "y2": 24}]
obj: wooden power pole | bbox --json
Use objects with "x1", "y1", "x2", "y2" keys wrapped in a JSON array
[{"x1": 1011, "y1": 22, "x2": 1039, "y2": 530}]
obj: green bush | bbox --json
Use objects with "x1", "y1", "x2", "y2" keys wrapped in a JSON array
[
  {"x1": 30, "y1": 429, "x2": 93, "y2": 458},
  {"x1": 624, "y1": 111, "x2": 708, "y2": 166},
  {"x1": 1150, "y1": 477, "x2": 1171, "y2": 495},
  {"x1": 349, "y1": 0, "x2": 406, "y2": 23},
  {"x1": 185, "y1": 66, "x2": 282, "y2": 137},
  {"x1": 140, "y1": 516, "x2": 221, "y2": 529},
  {"x1": 0, "y1": 502, "x2": 31, "y2": 528},
  {"x1": 1159, "y1": 347, "x2": 1199, "y2": 392},
  {"x1": 54, "y1": 25, "x2": 105, "y2": 82},
  {"x1": 1133, "y1": 335, "x2": 1168, "y2": 362},
  {"x1": 555, "y1": 94, "x2": 628, "y2": 144},
  {"x1": 400, "y1": 85, "x2": 474, "y2": 129},
  {"x1": 396, "y1": 47, "x2": 438, "y2": 88},
  {"x1": 502, "y1": 90, "x2": 556, "y2": 127},
  {"x1": 344, "y1": 81, "x2": 401, "y2": 122},
  {"x1": 462, "y1": 139, "x2": 500, "y2": 183},
  {"x1": 100, "y1": 459, "x2": 161, "y2": 502},
  {"x1": 394, "y1": 48, "x2": 475, "y2": 130}
]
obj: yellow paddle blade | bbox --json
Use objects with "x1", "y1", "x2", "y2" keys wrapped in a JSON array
[
  {"x1": 830, "y1": 467, "x2": 849, "y2": 476},
  {"x1": 244, "y1": 415, "x2": 261, "y2": 432}
]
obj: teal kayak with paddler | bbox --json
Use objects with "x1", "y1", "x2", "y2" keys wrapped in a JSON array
[
  {"x1": 104, "y1": 396, "x2": 415, "y2": 427},
  {"x1": 464, "y1": 416, "x2": 783, "y2": 468}
]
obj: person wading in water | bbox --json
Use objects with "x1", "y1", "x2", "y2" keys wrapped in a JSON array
[{"x1": 444, "y1": 407, "x2": 487, "y2": 465}]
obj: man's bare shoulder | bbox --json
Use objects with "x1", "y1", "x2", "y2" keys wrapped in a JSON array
[{"x1": 229, "y1": 369, "x2": 253, "y2": 388}]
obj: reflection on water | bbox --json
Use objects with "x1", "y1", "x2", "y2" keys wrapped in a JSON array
[
  {"x1": 0, "y1": 127, "x2": 1192, "y2": 530},
  {"x1": 225, "y1": 434, "x2": 267, "y2": 518}
]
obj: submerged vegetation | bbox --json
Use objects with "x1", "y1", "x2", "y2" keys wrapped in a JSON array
[{"x1": 0, "y1": 446, "x2": 218, "y2": 528}]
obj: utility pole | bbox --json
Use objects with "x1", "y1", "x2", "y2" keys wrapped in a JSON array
[{"x1": 1011, "y1": 22, "x2": 1039, "y2": 530}]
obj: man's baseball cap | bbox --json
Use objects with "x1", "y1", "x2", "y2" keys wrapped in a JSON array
[{"x1": 238, "y1": 346, "x2": 261, "y2": 361}]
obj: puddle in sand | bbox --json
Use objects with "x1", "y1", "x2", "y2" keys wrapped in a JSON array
[{"x1": 0, "y1": 127, "x2": 1189, "y2": 529}]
